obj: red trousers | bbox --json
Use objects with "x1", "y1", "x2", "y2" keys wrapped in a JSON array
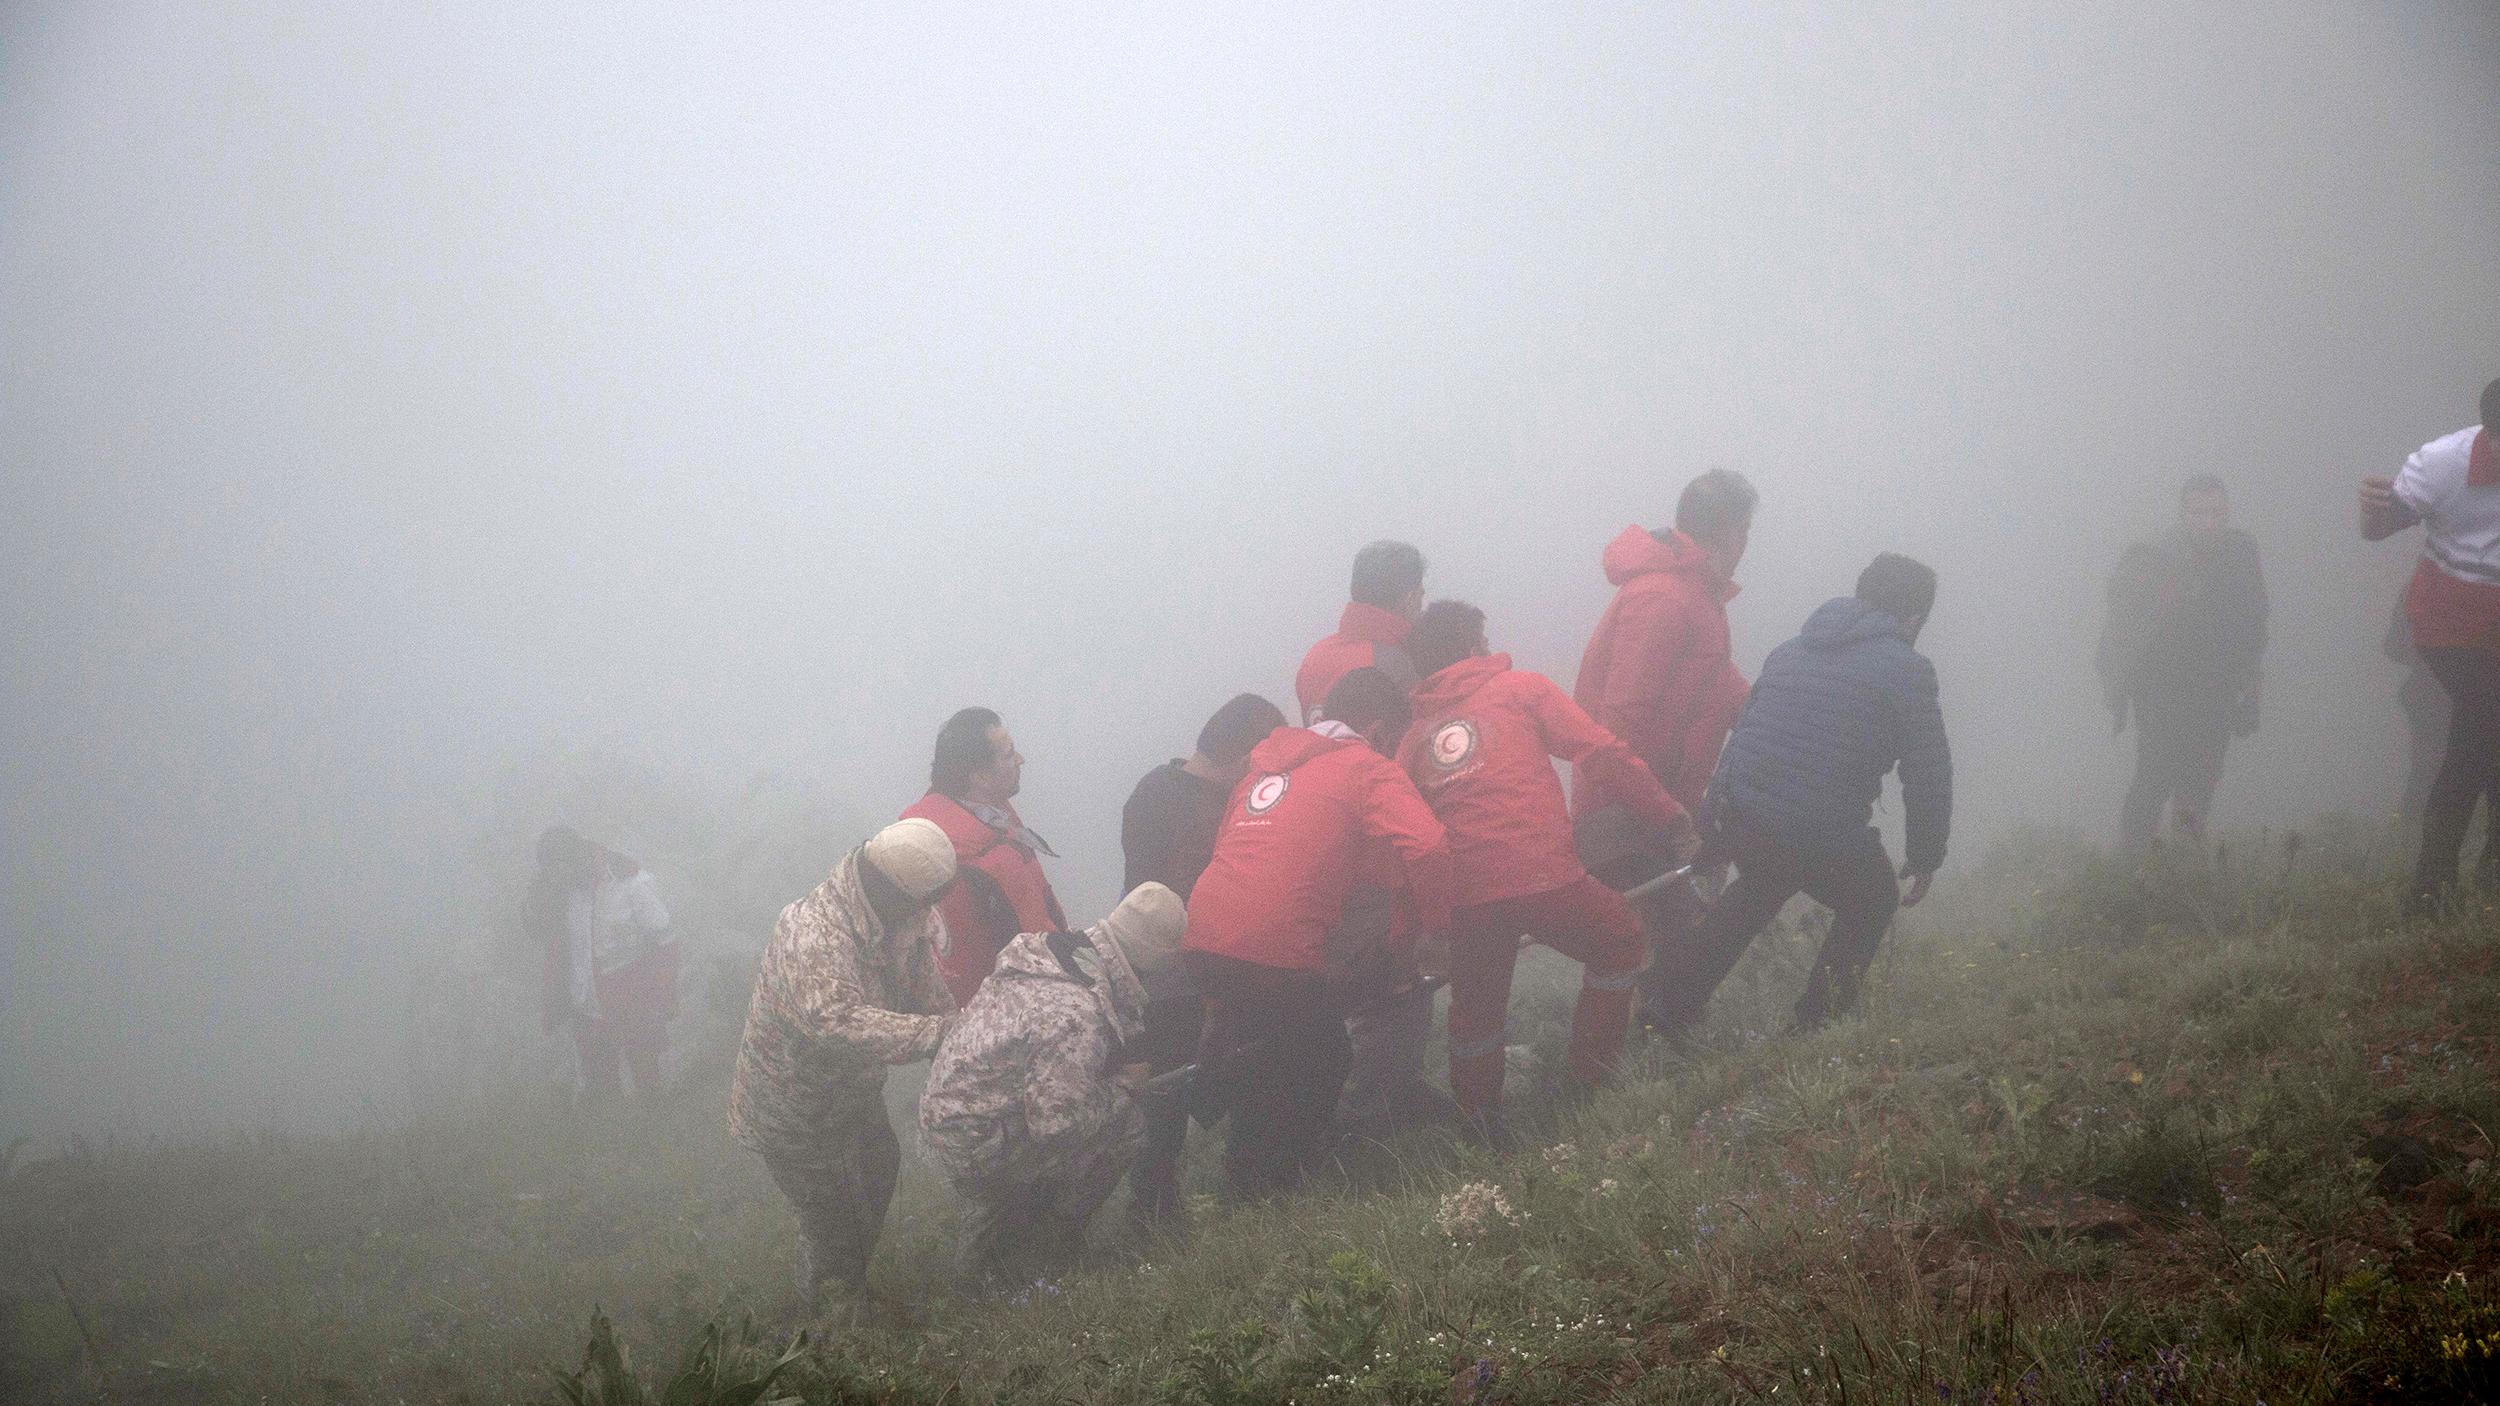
[{"x1": 1445, "y1": 875, "x2": 1644, "y2": 1114}]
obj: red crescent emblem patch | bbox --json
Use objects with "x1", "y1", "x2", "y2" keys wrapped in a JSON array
[{"x1": 1245, "y1": 773, "x2": 1290, "y2": 815}]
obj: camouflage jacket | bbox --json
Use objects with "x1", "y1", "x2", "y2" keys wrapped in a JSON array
[
  {"x1": 917, "y1": 926, "x2": 1149, "y2": 1189},
  {"x1": 728, "y1": 850, "x2": 955, "y2": 1153}
]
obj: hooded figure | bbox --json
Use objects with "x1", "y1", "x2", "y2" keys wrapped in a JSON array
[
  {"x1": 1574, "y1": 499, "x2": 1754, "y2": 1035},
  {"x1": 1574, "y1": 524, "x2": 1749, "y2": 813},
  {"x1": 1662, "y1": 559, "x2": 1952, "y2": 1038},
  {"x1": 728, "y1": 818, "x2": 959, "y2": 1314},
  {"x1": 1396, "y1": 602, "x2": 1688, "y2": 1127},
  {"x1": 919, "y1": 883, "x2": 1187, "y2": 1279}
]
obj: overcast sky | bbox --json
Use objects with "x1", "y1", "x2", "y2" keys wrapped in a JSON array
[{"x1": 5, "y1": 1, "x2": 2495, "y2": 1139}]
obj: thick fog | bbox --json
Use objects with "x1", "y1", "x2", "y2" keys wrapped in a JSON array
[{"x1": 4, "y1": 2, "x2": 2495, "y2": 1140}]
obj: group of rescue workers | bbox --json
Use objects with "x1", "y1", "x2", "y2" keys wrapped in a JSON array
[
  {"x1": 525, "y1": 378, "x2": 2500, "y2": 1314},
  {"x1": 703, "y1": 463, "x2": 1962, "y2": 1309}
]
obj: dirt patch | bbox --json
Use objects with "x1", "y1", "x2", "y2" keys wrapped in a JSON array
[{"x1": 1987, "y1": 1184, "x2": 2143, "y2": 1244}]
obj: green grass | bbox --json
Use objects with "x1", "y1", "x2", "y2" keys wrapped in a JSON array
[{"x1": 8, "y1": 835, "x2": 2500, "y2": 1404}]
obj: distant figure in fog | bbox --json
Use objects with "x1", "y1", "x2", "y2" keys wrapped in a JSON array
[
  {"x1": 1573, "y1": 470, "x2": 1755, "y2": 1032},
  {"x1": 903, "y1": 708, "x2": 1067, "y2": 1005},
  {"x1": 728, "y1": 819, "x2": 960, "y2": 1317},
  {"x1": 1296, "y1": 540, "x2": 1426, "y2": 724},
  {"x1": 1658, "y1": 554, "x2": 1953, "y2": 1038},
  {"x1": 2097, "y1": 476, "x2": 2268, "y2": 851},
  {"x1": 534, "y1": 826, "x2": 678, "y2": 1100},
  {"x1": 1399, "y1": 600, "x2": 1691, "y2": 1137},
  {"x1": 2360, "y1": 378, "x2": 2500, "y2": 913},
  {"x1": 1115, "y1": 691, "x2": 1288, "y2": 1223},
  {"x1": 919, "y1": 883, "x2": 1187, "y2": 1281},
  {"x1": 2385, "y1": 593, "x2": 2498, "y2": 880}
]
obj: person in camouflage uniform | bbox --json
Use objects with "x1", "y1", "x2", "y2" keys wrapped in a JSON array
[
  {"x1": 728, "y1": 818, "x2": 961, "y2": 1312},
  {"x1": 918, "y1": 882, "x2": 1186, "y2": 1280}
]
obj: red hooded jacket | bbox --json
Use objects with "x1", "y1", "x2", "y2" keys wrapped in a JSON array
[
  {"x1": 1185, "y1": 725, "x2": 1454, "y2": 973},
  {"x1": 1295, "y1": 603, "x2": 1419, "y2": 724},
  {"x1": 899, "y1": 791, "x2": 1067, "y2": 1004},
  {"x1": 1573, "y1": 526, "x2": 1748, "y2": 812},
  {"x1": 1400, "y1": 654, "x2": 1684, "y2": 909}
]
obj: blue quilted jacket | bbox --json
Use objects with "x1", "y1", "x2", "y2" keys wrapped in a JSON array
[{"x1": 1708, "y1": 597, "x2": 1953, "y2": 873}]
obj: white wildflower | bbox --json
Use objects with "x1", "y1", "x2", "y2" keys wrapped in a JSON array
[{"x1": 1435, "y1": 1181, "x2": 1520, "y2": 1241}]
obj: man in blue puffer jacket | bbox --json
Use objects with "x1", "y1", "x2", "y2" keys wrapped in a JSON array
[{"x1": 1650, "y1": 553, "x2": 1952, "y2": 1036}]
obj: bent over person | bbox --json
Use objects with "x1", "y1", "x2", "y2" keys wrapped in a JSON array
[
  {"x1": 1658, "y1": 554, "x2": 1953, "y2": 1037},
  {"x1": 1184, "y1": 668, "x2": 1454, "y2": 1197},
  {"x1": 1399, "y1": 602, "x2": 1691, "y2": 1134},
  {"x1": 919, "y1": 883, "x2": 1187, "y2": 1280},
  {"x1": 729, "y1": 819, "x2": 960, "y2": 1317}
]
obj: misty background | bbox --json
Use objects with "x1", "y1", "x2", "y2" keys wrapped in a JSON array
[{"x1": 4, "y1": 2, "x2": 2494, "y2": 1141}]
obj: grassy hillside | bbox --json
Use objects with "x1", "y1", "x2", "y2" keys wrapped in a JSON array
[{"x1": 7, "y1": 834, "x2": 2499, "y2": 1404}]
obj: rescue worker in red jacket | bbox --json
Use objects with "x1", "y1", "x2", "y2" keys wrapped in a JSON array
[
  {"x1": 1403, "y1": 601, "x2": 1694, "y2": 1135},
  {"x1": 1184, "y1": 667, "x2": 1454, "y2": 1197},
  {"x1": 1572, "y1": 470, "x2": 1755, "y2": 1029},
  {"x1": 1293, "y1": 541, "x2": 1450, "y2": 1137},
  {"x1": 902, "y1": 707, "x2": 1067, "y2": 1005},
  {"x1": 1295, "y1": 540, "x2": 1426, "y2": 724}
]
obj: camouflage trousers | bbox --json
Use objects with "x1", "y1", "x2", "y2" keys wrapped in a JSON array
[
  {"x1": 754, "y1": 1096, "x2": 900, "y2": 1306},
  {"x1": 955, "y1": 1106, "x2": 1143, "y2": 1282}
]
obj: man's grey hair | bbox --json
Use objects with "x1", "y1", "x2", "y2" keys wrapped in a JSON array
[
  {"x1": 1674, "y1": 469, "x2": 1758, "y2": 544},
  {"x1": 1349, "y1": 540, "x2": 1426, "y2": 609}
]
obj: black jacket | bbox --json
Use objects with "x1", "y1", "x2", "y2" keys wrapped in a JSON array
[{"x1": 1120, "y1": 760, "x2": 1232, "y2": 901}]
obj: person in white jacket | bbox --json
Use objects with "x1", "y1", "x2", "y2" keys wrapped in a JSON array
[
  {"x1": 2360, "y1": 377, "x2": 2500, "y2": 911},
  {"x1": 534, "y1": 827, "x2": 677, "y2": 1099}
]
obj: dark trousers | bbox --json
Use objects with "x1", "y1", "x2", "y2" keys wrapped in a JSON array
[
  {"x1": 1187, "y1": 951, "x2": 1349, "y2": 1199},
  {"x1": 1126, "y1": 994, "x2": 1202, "y2": 1220},
  {"x1": 1632, "y1": 879, "x2": 1709, "y2": 1031},
  {"x1": 573, "y1": 1021, "x2": 663, "y2": 1100},
  {"x1": 1650, "y1": 824, "x2": 1901, "y2": 1034},
  {"x1": 2416, "y1": 646, "x2": 2500, "y2": 894},
  {"x1": 2120, "y1": 686, "x2": 2234, "y2": 851}
]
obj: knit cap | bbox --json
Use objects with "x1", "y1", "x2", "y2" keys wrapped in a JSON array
[
  {"x1": 1088, "y1": 882, "x2": 1186, "y2": 983},
  {"x1": 863, "y1": 818, "x2": 957, "y2": 901}
]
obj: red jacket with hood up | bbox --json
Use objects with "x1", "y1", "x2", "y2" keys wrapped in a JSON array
[
  {"x1": 1184, "y1": 724, "x2": 1454, "y2": 973},
  {"x1": 1295, "y1": 603, "x2": 1419, "y2": 725},
  {"x1": 899, "y1": 791, "x2": 1066, "y2": 1004},
  {"x1": 1573, "y1": 526, "x2": 1748, "y2": 813},
  {"x1": 1400, "y1": 654, "x2": 1685, "y2": 910}
]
